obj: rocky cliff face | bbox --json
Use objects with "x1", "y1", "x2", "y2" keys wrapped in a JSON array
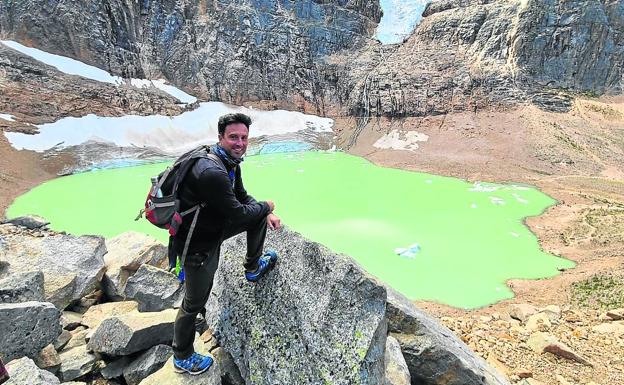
[
  {"x1": 1, "y1": 0, "x2": 621, "y2": 121},
  {"x1": 343, "y1": 0, "x2": 623, "y2": 119},
  {"x1": 0, "y1": 0, "x2": 381, "y2": 111}
]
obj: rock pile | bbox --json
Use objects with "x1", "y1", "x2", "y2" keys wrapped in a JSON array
[
  {"x1": 441, "y1": 304, "x2": 624, "y2": 385},
  {"x1": 1, "y1": 218, "x2": 509, "y2": 384}
]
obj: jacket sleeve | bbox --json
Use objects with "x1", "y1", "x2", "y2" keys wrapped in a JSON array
[{"x1": 195, "y1": 166, "x2": 270, "y2": 225}]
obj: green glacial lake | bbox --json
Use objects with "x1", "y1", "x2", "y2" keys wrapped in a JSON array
[{"x1": 8, "y1": 151, "x2": 574, "y2": 308}]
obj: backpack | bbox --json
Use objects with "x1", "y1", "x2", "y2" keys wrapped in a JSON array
[{"x1": 135, "y1": 145, "x2": 226, "y2": 269}]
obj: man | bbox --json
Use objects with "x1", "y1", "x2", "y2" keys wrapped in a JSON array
[{"x1": 171, "y1": 112, "x2": 281, "y2": 375}]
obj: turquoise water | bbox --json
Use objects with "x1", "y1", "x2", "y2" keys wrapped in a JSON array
[{"x1": 8, "y1": 151, "x2": 574, "y2": 308}]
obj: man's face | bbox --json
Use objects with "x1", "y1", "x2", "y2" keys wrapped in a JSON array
[{"x1": 218, "y1": 122, "x2": 249, "y2": 159}]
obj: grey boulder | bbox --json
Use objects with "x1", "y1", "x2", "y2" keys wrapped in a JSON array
[
  {"x1": 206, "y1": 226, "x2": 388, "y2": 385},
  {"x1": 124, "y1": 264, "x2": 183, "y2": 312},
  {"x1": 123, "y1": 344, "x2": 173, "y2": 385},
  {"x1": 384, "y1": 335, "x2": 410, "y2": 385},
  {"x1": 88, "y1": 308, "x2": 177, "y2": 356},
  {"x1": 102, "y1": 232, "x2": 168, "y2": 301},
  {"x1": 0, "y1": 224, "x2": 106, "y2": 309},
  {"x1": 386, "y1": 288, "x2": 510, "y2": 385},
  {"x1": 5, "y1": 357, "x2": 60, "y2": 385},
  {"x1": 3, "y1": 215, "x2": 50, "y2": 229},
  {"x1": 57, "y1": 345, "x2": 97, "y2": 382},
  {"x1": 0, "y1": 301, "x2": 62, "y2": 361},
  {"x1": 0, "y1": 270, "x2": 45, "y2": 303}
]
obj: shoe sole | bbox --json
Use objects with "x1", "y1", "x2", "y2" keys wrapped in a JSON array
[{"x1": 173, "y1": 364, "x2": 211, "y2": 375}]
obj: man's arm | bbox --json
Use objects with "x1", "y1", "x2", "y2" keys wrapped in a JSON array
[{"x1": 196, "y1": 167, "x2": 270, "y2": 224}]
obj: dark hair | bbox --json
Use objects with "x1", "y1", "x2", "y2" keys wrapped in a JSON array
[{"x1": 218, "y1": 113, "x2": 252, "y2": 136}]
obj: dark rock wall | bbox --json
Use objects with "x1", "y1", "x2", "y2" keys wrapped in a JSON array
[
  {"x1": 510, "y1": 0, "x2": 624, "y2": 93},
  {"x1": 342, "y1": 0, "x2": 623, "y2": 127},
  {"x1": 1, "y1": 0, "x2": 622, "y2": 121},
  {"x1": 0, "y1": 0, "x2": 381, "y2": 110}
]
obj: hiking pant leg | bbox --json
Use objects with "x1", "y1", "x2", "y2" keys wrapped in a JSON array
[
  {"x1": 172, "y1": 247, "x2": 220, "y2": 359},
  {"x1": 222, "y1": 215, "x2": 268, "y2": 272}
]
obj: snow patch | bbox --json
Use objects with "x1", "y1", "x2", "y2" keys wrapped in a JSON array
[
  {"x1": 374, "y1": 130, "x2": 428, "y2": 151},
  {"x1": 2, "y1": 40, "x2": 196, "y2": 104},
  {"x1": 0, "y1": 114, "x2": 15, "y2": 122},
  {"x1": 4, "y1": 102, "x2": 334, "y2": 153}
]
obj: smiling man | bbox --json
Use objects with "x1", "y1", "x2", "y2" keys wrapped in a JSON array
[{"x1": 171, "y1": 112, "x2": 281, "y2": 375}]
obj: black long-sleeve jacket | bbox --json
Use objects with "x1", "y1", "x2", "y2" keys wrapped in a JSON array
[{"x1": 173, "y1": 154, "x2": 271, "y2": 255}]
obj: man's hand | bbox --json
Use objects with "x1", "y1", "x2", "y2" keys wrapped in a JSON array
[
  {"x1": 267, "y1": 213, "x2": 281, "y2": 230},
  {"x1": 266, "y1": 200, "x2": 275, "y2": 212}
]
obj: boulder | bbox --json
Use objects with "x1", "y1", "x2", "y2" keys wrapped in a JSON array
[
  {"x1": 206, "y1": 227, "x2": 388, "y2": 385},
  {"x1": 0, "y1": 271, "x2": 45, "y2": 303},
  {"x1": 3, "y1": 215, "x2": 50, "y2": 229},
  {"x1": 591, "y1": 321, "x2": 624, "y2": 337},
  {"x1": 509, "y1": 304, "x2": 539, "y2": 323},
  {"x1": 102, "y1": 232, "x2": 167, "y2": 301},
  {"x1": 605, "y1": 308, "x2": 624, "y2": 321},
  {"x1": 101, "y1": 356, "x2": 131, "y2": 380},
  {"x1": 63, "y1": 329, "x2": 89, "y2": 351},
  {"x1": 212, "y1": 347, "x2": 244, "y2": 385},
  {"x1": 54, "y1": 330, "x2": 72, "y2": 351},
  {"x1": 88, "y1": 309, "x2": 177, "y2": 356},
  {"x1": 0, "y1": 224, "x2": 106, "y2": 309},
  {"x1": 123, "y1": 344, "x2": 173, "y2": 385},
  {"x1": 527, "y1": 332, "x2": 593, "y2": 366},
  {"x1": 81, "y1": 301, "x2": 139, "y2": 329},
  {"x1": 34, "y1": 344, "x2": 61, "y2": 373},
  {"x1": 0, "y1": 301, "x2": 62, "y2": 361},
  {"x1": 5, "y1": 357, "x2": 60, "y2": 385},
  {"x1": 386, "y1": 288, "x2": 510, "y2": 385},
  {"x1": 384, "y1": 336, "x2": 410, "y2": 385},
  {"x1": 57, "y1": 345, "x2": 97, "y2": 382},
  {"x1": 123, "y1": 265, "x2": 183, "y2": 312}
]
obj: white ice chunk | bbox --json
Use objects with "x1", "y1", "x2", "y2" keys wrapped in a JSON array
[
  {"x1": 0, "y1": 114, "x2": 15, "y2": 121},
  {"x1": 512, "y1": 193, "x2": 529, "y2": 204},
  {"x1": 489, "y1": 196, "x2": 506, "y2": 205},
  {"x1": 395, "y1": 243, "x2": 421, "y2": 259},
  {"x1": 469, "y1": 182, "x2": 499, "y2": 192}
]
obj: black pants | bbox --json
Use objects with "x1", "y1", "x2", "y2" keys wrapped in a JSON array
[{"x1": 172, "y1": 215, "x2": 268, "y2": 359}]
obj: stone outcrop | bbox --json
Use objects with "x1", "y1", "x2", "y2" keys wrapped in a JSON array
[
  {"x1": 0, "y1": 0, "x2": 381, "y2": 110},
  {"x1": 57, "y1": 345, "x2": 98, "y2": 382},
  {"x1": 122, "y1": 344, "x2": 173, "y2": 385},
  {"x1": 87, "y1": 308, "x2": 177, "y2": 356},
  {"x1": 5, "y1": 357, "x2": 61, "y2": 385},
  {"x1": 206, "y1": 227, "x2": 387, "y2": 385},
  {"x1": 123, "y1": 264, "x2": 183, "y2": 312},
  {"x1": 341, "y1": 0, "x2": 623, "y2": 139},
  {"x1": 102, "y1": 232, "x2": 168, "y2": 301},
  {"x1": 81, "y1": 301, "x2": 139, "y2": 330},
  {"x1": 384, "y1": 336, "x2": 411, "y2": 385},
  {"x1": 0, "y1": 43, "x2": 184, "y2": 133},
  {"x1": 0, "y1": 301, "x2": 62, "y2": 362},
  {"x1": 0, "y1": 224, "x2": 106, "y2": 309},
  {"x1": 0, "y1": 270, "x2": 45, "y2": 303},
  {"x1": 386, "y1": 288, "x2": 509, "y2": 385}
]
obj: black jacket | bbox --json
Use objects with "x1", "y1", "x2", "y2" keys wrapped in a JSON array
[{"x1": 173, "y1": 152, "x2": 271, "y2": 255}]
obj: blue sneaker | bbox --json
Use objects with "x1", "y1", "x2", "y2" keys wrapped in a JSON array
[
  {"x1": 245, "y1": 251, "x2": 278, "y2": 282},
  {"x1": 173, "y1": 352, "x2": 214, "y2": 375}
]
